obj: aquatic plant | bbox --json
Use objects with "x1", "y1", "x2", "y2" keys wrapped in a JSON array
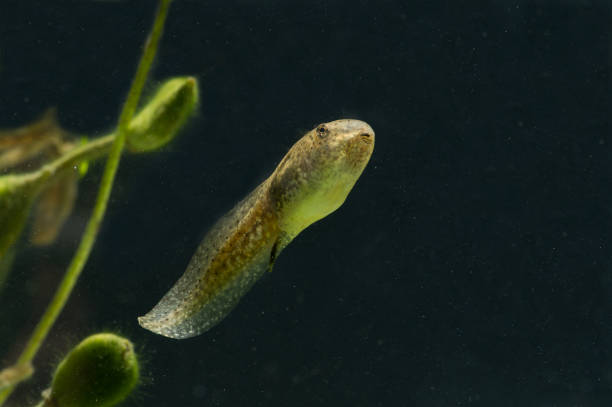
[
  {"x1": 39, "y1": 333, "x2": 139, "y2": 407},
  {"x1": 0, "y1": 0, "x2": 189, "y2": 404},
  {"x1": 0, "y1": 76, "x2": 197, "y2": 259}
]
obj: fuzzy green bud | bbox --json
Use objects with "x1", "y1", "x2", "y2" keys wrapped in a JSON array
[
  {"x1": 126, "y1": 76, "x2": 198, "y2": 152},
  {"x1": 47, "y1": 333, "x2": 139, "y2": 407}
]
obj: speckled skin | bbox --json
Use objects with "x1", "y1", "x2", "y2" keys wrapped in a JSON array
[{"x1": 138, "y1": 119, "x2": 375, "y2": 339}]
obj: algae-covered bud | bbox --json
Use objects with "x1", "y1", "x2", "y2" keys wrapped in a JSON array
[
  {"x1": 46, "y1": 333, "x2": 139, "y2": 407},
  {"x1": 126, "y1": 76, "x2": 198, "y2": 152}
]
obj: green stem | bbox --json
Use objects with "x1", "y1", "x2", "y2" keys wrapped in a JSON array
[
  {"x1": 38, "y1": 134, "x2": 115, "y2": 183},
  {"x1": 0, "y1": 0, "x2": 172, "y2": 404}
]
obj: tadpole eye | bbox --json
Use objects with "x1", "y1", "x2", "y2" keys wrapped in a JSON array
[{"x1": 316, "y1": 125, "x2": 328, "y2": 138}]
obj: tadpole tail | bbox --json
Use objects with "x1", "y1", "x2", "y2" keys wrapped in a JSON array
[{"x1": 137, "y1": 247, "x2": 271, "y2": 339}]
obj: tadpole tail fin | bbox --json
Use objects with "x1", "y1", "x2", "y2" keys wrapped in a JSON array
[
  {"x1": 138, "y1": 182, "x2": 279, "y2": 339},
  {"x1": 137, "y1": 248, "x2": 271, "y2": 339}
]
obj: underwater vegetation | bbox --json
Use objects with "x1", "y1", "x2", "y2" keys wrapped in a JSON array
[
  {"x1": 0, "y1": 1, "x2": 182, "y2": 405},
  {"x1": 41, "y1": 333, "x2": 139, "y2": 407}
]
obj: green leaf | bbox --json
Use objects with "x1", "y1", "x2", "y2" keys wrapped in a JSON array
[
  {"x1": 0, "y1": 174, "x2": 44, "y2": 259},
  {"x1": 127, "y1": 76, "x2": 198, "y2": 153}
]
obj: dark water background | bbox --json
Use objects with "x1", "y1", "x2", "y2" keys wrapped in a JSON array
[{"x1": 1, "y1": 0, "x2": 612, "y2": 406}]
